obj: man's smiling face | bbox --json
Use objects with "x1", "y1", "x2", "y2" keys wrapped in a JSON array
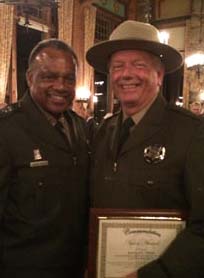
[
  {"x1": 109, "y1": 49, "x2": 164, "y2": 116},
  {"x1": 26, "y1": 47, "x2": 77, "y2": 116}
]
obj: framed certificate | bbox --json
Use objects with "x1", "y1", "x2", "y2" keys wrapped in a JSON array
[{"x1": 88, "y1": 208, "x2": 186, "y2": 278}]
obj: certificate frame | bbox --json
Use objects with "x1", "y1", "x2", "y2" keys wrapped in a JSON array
[{"x1": 88, "y1": 208, "x2": 186, "y2": 278}]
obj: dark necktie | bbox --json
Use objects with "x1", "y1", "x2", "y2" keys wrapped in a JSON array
[
  {"x1": 55, "y1": 117, "x2": 76, "y2": 149},
  {"x1": 55, "y1": 121, "x2": 68, "y2": 141},
  {"x1": 117, "y1": 117, "x2": 134, "y2": 153}
]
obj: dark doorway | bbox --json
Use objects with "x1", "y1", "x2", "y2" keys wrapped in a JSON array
[
  {"x1": 163, "y1": 65, "x2": 184, "y2": 103},
  {"x1": 17, "y1": 25, "x2": 42, "y2": 99}
]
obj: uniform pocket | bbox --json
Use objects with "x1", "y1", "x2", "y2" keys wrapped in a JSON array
[{"x1": 12, "y1": 165, "x2": 61, "y2": 221}]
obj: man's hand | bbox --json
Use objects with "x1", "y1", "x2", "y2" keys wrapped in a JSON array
[{"x1": 125, "y1": 272, "x2": 138, "y2": 278}]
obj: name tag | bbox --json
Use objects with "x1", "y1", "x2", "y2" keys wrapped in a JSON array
[{"x1": 30, "y1": 160, "x2": 49, "y2": 168}]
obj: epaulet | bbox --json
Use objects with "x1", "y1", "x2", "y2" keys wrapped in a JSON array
[
  {"x1": 0, "y1": 102, "x2": 21, "y2": 118},
  {"x1": 103, "y1": 111, "x2": 119, "y2": 121},
  {"x1": 167, "y1": 103, "x2": 200, "y2": 120},
  {"x1": 68, "y1": 109, "x2": 86, "y2": 123}
]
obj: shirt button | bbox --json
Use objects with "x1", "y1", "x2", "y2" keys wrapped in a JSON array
[
  {"x1": 38, "y1": 181, "x2": 44, "y2": 187},
  {"x1": 147, "y1": 180, "x2": 154, "y2": 187}
]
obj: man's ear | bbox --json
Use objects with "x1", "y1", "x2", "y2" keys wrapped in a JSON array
[
  {"x1": 26, "y1": 69, "x2": 32, "y2": 87},
  {"x1": 157, "y1": 66, "x2": 165, "y2": 87}
]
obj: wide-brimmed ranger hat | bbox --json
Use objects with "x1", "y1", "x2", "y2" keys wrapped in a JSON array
[{"x1": 86, "y1": 20, "x2": 183, "y2": 74}]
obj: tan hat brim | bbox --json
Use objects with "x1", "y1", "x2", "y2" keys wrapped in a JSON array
[{"x1": 86, "y1": 39, "x2": 183, "y2": 74}]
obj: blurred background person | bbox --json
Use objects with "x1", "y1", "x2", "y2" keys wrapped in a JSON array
[{"x1": 189, "y1": 100, "x2": 203, "y2": 116}]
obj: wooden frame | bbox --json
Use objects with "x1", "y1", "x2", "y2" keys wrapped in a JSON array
[{"x1": 88, "y1": 208, "x2": 186, "y2": 278}]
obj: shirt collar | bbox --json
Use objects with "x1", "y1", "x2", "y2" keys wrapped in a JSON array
[
  {"x1": 123, "y1": 94, "x2": 158, "y2": 125},
  {"x1": 30, "y1": 95, "x2": 63, "y2": 127}
]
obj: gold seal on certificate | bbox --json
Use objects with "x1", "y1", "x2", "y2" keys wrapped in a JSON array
[{"x1": 88, "y1": 209, "x2": 186, "y2": 278}]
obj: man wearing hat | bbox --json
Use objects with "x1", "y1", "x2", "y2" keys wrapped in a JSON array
[{"x1": 86, "y1": 20, "x2": 204, "y2": 277}]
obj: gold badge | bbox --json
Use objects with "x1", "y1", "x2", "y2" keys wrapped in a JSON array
[{"x1": 144, "y1": 145, "x2": 166, "y2": 164}]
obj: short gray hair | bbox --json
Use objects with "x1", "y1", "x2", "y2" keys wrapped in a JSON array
[{"x1": 28, "y1": 38, "x2": 78, "y2": 67}]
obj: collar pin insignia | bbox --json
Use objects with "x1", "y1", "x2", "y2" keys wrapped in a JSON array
[{"x1": 33, "y1": 149, "x2": 42, "y2": 161}]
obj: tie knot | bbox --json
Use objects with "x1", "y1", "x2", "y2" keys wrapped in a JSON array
[
  {"x1": 122, "y1": 117, "x2": 134, "y2": 131},
  {"x1": 55, "y1": 120, "x2": 64, "y2": 132}
]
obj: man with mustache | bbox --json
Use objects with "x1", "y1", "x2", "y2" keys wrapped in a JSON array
[
  {"x1": 0, "y1": 39, "x2": 89, "y2": 278},
  {"x1": 86, "y1": 20, "x2": 204, "y2": 277}
]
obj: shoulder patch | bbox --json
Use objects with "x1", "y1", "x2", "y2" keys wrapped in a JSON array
[{"x1": 0, "y1": 102, "x2": 21, "y2": 118}]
